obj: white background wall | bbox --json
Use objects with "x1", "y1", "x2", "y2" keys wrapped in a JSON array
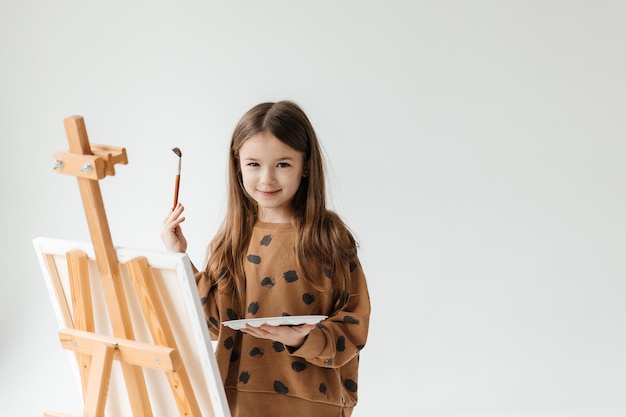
[{"x1": 1, "y1": 1, "x2": 625, "y2": 416}]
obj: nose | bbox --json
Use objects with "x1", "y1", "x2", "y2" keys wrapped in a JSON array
[{"x1": 260, "y1": 167, "x2": 276, "y2": 185}]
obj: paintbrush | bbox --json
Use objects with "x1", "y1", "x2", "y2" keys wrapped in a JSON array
[{"x1": 172, "y1": 147, "x2": 182, "y2": 210}]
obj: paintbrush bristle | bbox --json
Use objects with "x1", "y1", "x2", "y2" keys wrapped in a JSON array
[{"x1": 172, "y1": 147, "x2": 182, "y2": 157}]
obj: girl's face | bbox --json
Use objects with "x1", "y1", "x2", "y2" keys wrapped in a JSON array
[{"x1": 238, "y1": 131, "x2": 306, "y2": 223}]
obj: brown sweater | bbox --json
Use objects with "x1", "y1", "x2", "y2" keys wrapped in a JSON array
[{"x1": 196, "y1": 221, "x2": 370, "y2": 416}]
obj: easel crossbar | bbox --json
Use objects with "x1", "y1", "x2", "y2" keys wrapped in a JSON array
[{"x1": 58, "y1": 328, "x2": 181, "y2": 372}]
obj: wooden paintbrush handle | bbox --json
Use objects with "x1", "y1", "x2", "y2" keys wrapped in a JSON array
[{"x1": 172, "y1": 174, "x2": 181, "y2": 210}]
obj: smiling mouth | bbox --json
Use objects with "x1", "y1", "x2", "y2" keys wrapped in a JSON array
[{"x1": 258, "y1": 189, "x2": 281, "y2": 196}]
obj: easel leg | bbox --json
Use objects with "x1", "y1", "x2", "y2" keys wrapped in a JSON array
[
  {"x1": 83, "y1": 342, "x2": 116, "y2": 417},
  {"x1": 67, "y1": 250, "x2": 94, "y2": 397}
]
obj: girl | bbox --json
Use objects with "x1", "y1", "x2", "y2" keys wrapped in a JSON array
[{"x1": 161, "y1": 100, "x2": 370, "y2": 417}]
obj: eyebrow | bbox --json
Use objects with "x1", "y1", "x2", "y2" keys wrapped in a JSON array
[{"x1": 241, "y1": 156, "x2": 296, "y2": 162}]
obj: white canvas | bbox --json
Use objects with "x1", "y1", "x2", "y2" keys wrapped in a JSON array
[{"x1": 33, "y1": 237, "x2": 231, "y2": 417}]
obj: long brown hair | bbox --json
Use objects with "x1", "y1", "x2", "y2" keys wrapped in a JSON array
[{"x1": 206, "y1": 101, "x2": 357, "y2": 314}]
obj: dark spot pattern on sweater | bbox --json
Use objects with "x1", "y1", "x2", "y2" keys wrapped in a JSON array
[
  {"x1": 247, "y1": 254, "x2": 261, "y2": 264},
  {"x1": 260, "y1": 234, "x2": 272, "y2": 246},
  {"x1": 291, "y1": 361, "x2": 307, "y2": 372},
  {"x1": 260, "y1": 277, "x2": 275, "y2": 287},
  {"x1": 239, "y1": 371, "x2": 250, "y2": 384},
  {"x1": 200, "y1": 296, "x2": 207, "y2": 305},
  {"x1": 247, "y1": 301, "x2": 260, "y2": 315},
  {"x1": 208, "y1": 316, "x2": 219, "y2": 328},
  {"x1": 350, "y1": 261, "x2": 358, "y2": 272},
  {"x1": 227, "y1": 308, "x2": 238, "y2": 321},
  {"x1": 344, "y1": 379, "x2": 358, "y2": 393},
  {"x1": 283, "y1": 270, "x2": 298, "y2": 283},
  {"x1": 319, "y1": 383, "x2": 327, "y2": 395},
  {"x1": 302, "y1": 293, "x2": 315, "y2": 305},
  {"x1": 273, "y1": 380, "x2": 289, "y2": 394},
  {"x1": 250, "y1": 347, "x2": 264, "y2": 358},
  {"x1": 223, "y1": 336, "x2": 234, "y2": 350},
  {"x1": 230, "y1": 350, "x2": 240, "y2": 363},
  {"x1": 272, "y1": 342, "x2": 285, "y2": 352},
  {"x1": 336, "y1": 336, "x2": 346, "y2": 352},
  {"x1": 343, "y1": 315, "x2": 360, "y2": 325}
]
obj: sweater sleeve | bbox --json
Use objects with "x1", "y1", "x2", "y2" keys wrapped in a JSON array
[{"x1": 287, "y1": 258, "x2": 371, "y2": 368}]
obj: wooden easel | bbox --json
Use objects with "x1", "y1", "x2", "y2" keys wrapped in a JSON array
[{"x1": 45, "y1": 116, "x2": 209, "y2": 417}]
